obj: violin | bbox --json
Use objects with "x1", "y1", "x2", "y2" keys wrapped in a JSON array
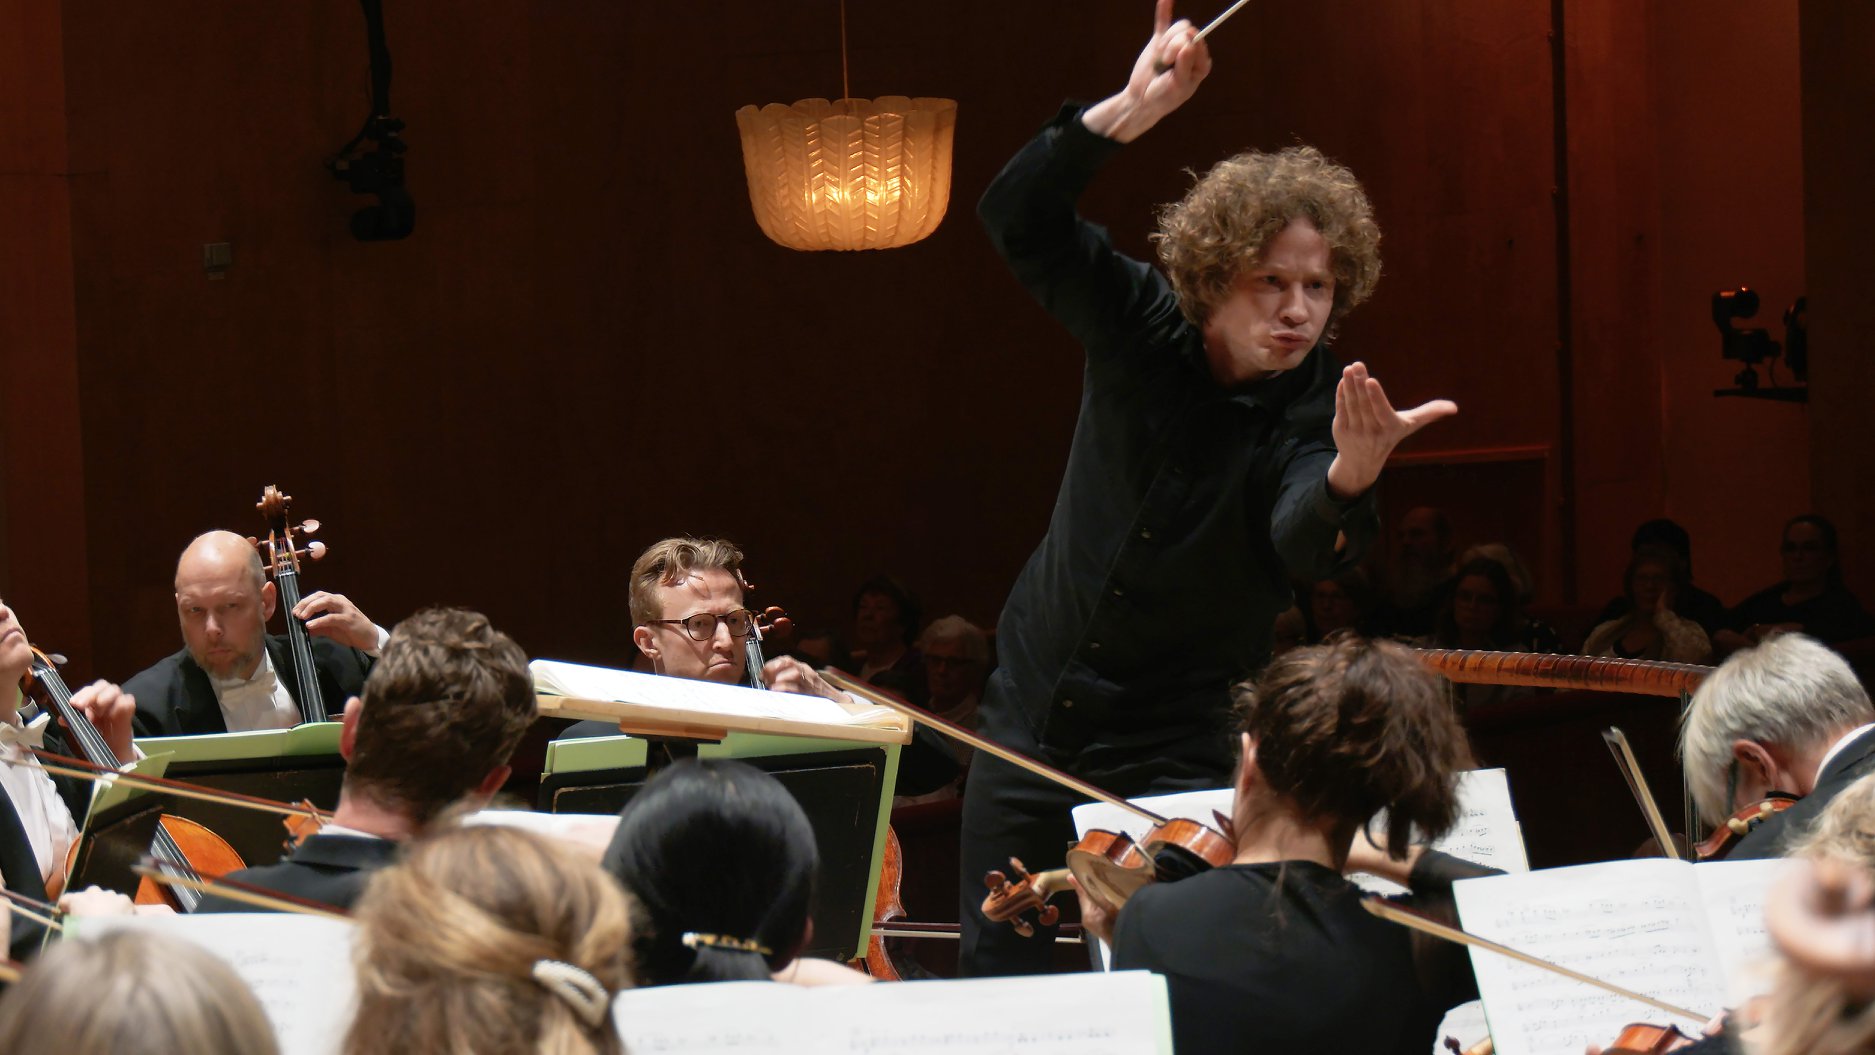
[
  {"x1": 1598, "y1": 1022, "x2": 1695, "y2": 1053},
  {"x1": 20, "y1": 648, "x2": 245, "y2": 911},
  {"x1": 981, "y1": 811, "x2": 1238, "y2": 935},
  {"x1": 250, "y1": 485, "x2": 331, "y2": 724},
  {"x1": 1693, "y1": 792, "x2": 1799, "y2": 860}
]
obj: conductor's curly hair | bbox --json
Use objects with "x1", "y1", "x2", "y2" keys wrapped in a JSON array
[{"x1": 1154, "y1": 145, "x2": 1382, "y2": 340}]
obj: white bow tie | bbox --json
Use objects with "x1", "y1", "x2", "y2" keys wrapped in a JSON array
[{"x1": 0, "y1": 712, "x2": 50, "y2": 751}]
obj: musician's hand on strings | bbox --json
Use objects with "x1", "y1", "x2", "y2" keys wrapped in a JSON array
[
  {"x1": 764, "y1": 656, "x2": 849, "y2": 705},
  {"x1": 67, "y1": 680, "x2": 137, "y2": 764},
  {"x1": 294, "y1": 591, "x2": 383, "y2": 652},
  {"x1": 1326, "y1": 362, "x2": 1458, "y2": 501},
  {"x1": 1083, "y1": 0, "x2": 1213, "y2": 143},
  {"x1": 1068, "y1": 874, "x2": 1120, "y2": 946}
]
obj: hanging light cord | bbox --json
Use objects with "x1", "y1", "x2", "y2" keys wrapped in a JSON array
[{"x1": 839, "y1": 0, "x2": 851, "y2": 100}]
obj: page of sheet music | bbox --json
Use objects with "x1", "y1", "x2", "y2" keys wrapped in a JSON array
[
  {"x1": 1354, "y1": 768, "x2": 1529, "y2": 895},
  {"x1": 71, "y1": 913, "x2": 357, "y2": 1055},
  {"x1": 614, "y1": 971, "x2": 1172, "y2": 1054},
  {"x1": 1453, "y1": 859, "x2": 1721, "y2": 1055},
  {"x1": 1693, "y1": 857, "x2": 1785, "y2": 1005},
  {"x1": 531, "y1": 658, "x2": 875, "y2": 725}
]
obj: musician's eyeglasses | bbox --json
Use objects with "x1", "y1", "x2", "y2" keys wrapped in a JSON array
[{"x1": 647, "y1": 610, "x2": 757, "y2": 641}]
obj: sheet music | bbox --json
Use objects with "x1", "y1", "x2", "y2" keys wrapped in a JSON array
[
  {"x1": 1354, "y1": 768, "x2": 1529, "y2": 895},
  {"x1": 532, "y1": 659, "x2": 884, "y2": 726},
  {"x1": 615, "y1": 972, "x2": 1172, "y2": 1054},
  {"x1": 1693, "y1": 858, "x2": 1785, "y2": 1005},
  {"x1": 72, "y1": 913, "x2": 356, "y2": 1055},
  {"x1": 1453, "y1": 859, "x2": 1725, "y2": 1055},
  {"x1": 1435, "y1": 1000, "x2": 1490, "y2": 1055}
]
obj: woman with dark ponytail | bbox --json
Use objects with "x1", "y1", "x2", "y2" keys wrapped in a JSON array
[
  {"x1": 1077, "y1": 635, "x2": 1490, "y2": 1054},
  {"x1": 603, "y1": 759, "x2": 871, "y2": 987}
]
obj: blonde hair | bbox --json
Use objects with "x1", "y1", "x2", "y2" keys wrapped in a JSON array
[
  {"x1": 0, "y1": 929, "x2": 280, "y2": 1055},
  {"x1": 345, "y1": 824, "x2": 635, "y2": 1055},
  {"x1": 627, "y1": 537, "x2": 745, "y2": 627},
  {"x1": 1154, "y1": 145, "x2": 1381, "y2": 339}
]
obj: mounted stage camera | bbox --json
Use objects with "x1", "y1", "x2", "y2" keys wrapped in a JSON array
[{"x1": 1713, "y1": 286, "x2": 1807, "y2": 402}]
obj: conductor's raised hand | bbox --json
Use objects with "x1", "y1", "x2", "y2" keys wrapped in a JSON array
[
  {"x1": 1083, "y1": 0, "x2": 1214, "y2": 143},
  {"x1": 1325, "y1": 362, "x2": 1458, "y2": 500},
  {"x1": 293, "y1": 590, "x2": 381, "y2": 652}
]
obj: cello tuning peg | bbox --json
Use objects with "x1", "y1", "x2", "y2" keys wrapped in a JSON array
[
  {"x1": 305, "y1": 541, "x2": 328, "y2": 561},
  {"x1": 299, "y1": 519, "x2": 320, "y2": 535}
]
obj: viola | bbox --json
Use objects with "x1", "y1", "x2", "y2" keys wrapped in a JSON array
[
  {"x1": 250, "y1": 485, "x2": 331, "y2": 724},
  {"x1": 854, "y1": 827, "x2": 907, "y2": 979},
  {"x1": 21, "y1": 648, "x2": 245, "y2": 911},
  {"x1": 981, "y1": 812, "x2": 1238, "y2": 934}
]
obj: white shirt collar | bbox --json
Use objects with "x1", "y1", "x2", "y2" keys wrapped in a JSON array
[{"x1": 1816, "y1": 723, "x2": 1875, "y2": 786}]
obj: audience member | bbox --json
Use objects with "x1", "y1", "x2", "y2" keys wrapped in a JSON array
[
  {"x1": 1593, "y1": 519, "x2": 1727, "y2": 639},
  {"x1": 1717, "y1": 514, "x2": 1875, "y2": 655},
  {"x1": 1680, "y1": 633, "x2": 1875, "y2": 857},
  {"x1": 1581, "y1": 548, "x2": 1712, "y2": 663},
  {"x1": 602, "y1": 758, "x2": 871, "y2": 988},
  {"x1": 1269, "y1": 605, "x2": 1307, "y2": 657},
  {"x1": 1423, "y1": 557, "x2": 1556, "y2": 710},
  {"x1": 790, "y1": 627, "x2": 853, "y2": 673},
  {"x1": 1455, "y1": 542, "x2": 1561, "y2": 649},
  {"x1": 894, "y1": 615, "x2": 991, "y2": 803},
  {"x1": 847, "y1": 575, "x2": 926, "y2": 703},
  {"x1": 1381, "y1": 506, "x2": 1457, "y2": 636},
  {"x1": 128, "y1": 531, "x2": 384, "y2": 736},
  {"x1": 1306, "y1": 568, "x2": 1378, "y2": 643},
  {"x1": 0, "y1": 929, "x2": 280, "y2": 1054},
  {"x1": 345, "y1": 824, "x2": 633, "y2": 1055},
  {"x1": 196, "y1": 606, "x2": 537, "y2": 912}
]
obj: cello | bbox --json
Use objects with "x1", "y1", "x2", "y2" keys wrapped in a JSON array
[
  {"x1": 20, "y1": 649, "x2": 244, "y2": 910},
  {"x1": 250, "y1": 485, "x2": 331, "y2": 724}
]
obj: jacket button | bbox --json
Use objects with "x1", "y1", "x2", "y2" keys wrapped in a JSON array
[
  {"x1": 1139, "y1": 529, "x2": 1153, "y2": 540},
  {"x1": 1061, "y1": 699, "x2": 1075, "y2": 709},
  {"x1": 1088, "y1": 641, "x2": 1102, "y2": 651},
  {"x1": 1112, "y1": 587, "x2": 1125, "y2": 598}
]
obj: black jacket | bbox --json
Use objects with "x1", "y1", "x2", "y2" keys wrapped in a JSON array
[
  {"x1": 1729, "y1": 725, "x2": 1875, "y2": 858},
  {"x1": 126, "y1": 634, "x2": 373, "y2": 738},
  {"x1": 194, "y1": 832, "x2": 399, "y2": 913}
]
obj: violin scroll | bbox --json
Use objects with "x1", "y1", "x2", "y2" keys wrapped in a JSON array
[{"x1": 982, "y1": 858, "x2": 1069, "y2": 938}]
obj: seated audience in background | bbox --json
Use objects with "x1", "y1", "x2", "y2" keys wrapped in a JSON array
[
  {"x1": 896, "y1": 615, "x2": 992, "y2": 803},
  {"x1": 789, "y1": 626, "x2": 852, "y2": 673},
  {"x1": 129, "y1": 530, "x2": 385, "y2": 736},
  {"x1": 1306, "y1": 568, "x2": 1379, "y2": 643},
  {"x1": 1, "y1": 596, "x2": 140, "y2": 959},
  {"x1": 345, "y1": 824, "x2": 633, "y2": 1055},
  {"x1": 846, "y1": 575, "x2": 926, "y2": 703},
  {"x1": 602, "y1": 758, "x2": 871, "y2": 987},
  {"x1": 1681, "y1": 633, "x2": 1875, "y2": 859},
  {"x1": 1077, "y1": 636, "x2": 1485, "y2": 1054},
  {"x1": 197, "y1": 606, "x2": 536, "y2": 912},
  {"x1": 561, "y1": 537, "x2": 857, "y2": 739},
  {"x1": 1269, "y1": 605, "x2": 1307, "y2": 657},
  {"x1": 1422, "y1": 557, "x2": 1555, "y2": 710},
  {"x1": 0, "y1": 928, "x2": 280, "y2": 1054},
  {"x1": 1582, "y1": 547, "x2": 1712, "y2": 663},
  {"x1": 1717, "y1": 514, "x2": 1875, "y2": 656},
  {"x1": 1593, "y1": 519, "x2": 1727, "y2": 640},
  {"x1": 1381, "y1": 506, "x2": 1457, "y2": 637}
]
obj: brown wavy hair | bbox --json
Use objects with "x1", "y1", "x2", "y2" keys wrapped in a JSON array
[
  {"x1": 1154, "y1": 145, "x2": 1382, "y2": 339},
  {"x1": 346, "y1": 824, "x2": 635, "y2": 1055},
  {"x1": 1233, "y1": 635, "x2": 1471, "y2": 857},
  {"x1": 628, "y1": 536, "x2": 746, "y2": 627}
]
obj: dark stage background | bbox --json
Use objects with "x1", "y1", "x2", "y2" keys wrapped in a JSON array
[{"x1": 1, "y1": 1, "x2": 1869, "y2": 682}]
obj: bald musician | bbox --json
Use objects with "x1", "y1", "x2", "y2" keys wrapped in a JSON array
[
  {"x1": 962, "y1": 0, "x2": 1455, "y2": 976},
  {"x1": 126, "y1": 531, "x2": 387, "y2": 737},
  {"x1": 0, "y1": 595, "x2": 138, "y2": 957},
  {"x1": 559, "y1": 536, "x2": 854, "y2": 740},
  {"x1": 195, "y1": 607, "x2": 536, "y2": 912}
]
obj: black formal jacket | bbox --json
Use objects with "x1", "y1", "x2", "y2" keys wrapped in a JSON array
[
  {"x1": 126, "y1": 634, "x2": 373, "y2": 738},
  {"x1": 976, "y1": 104, "x2": 1379, "y2": 774},
  {"x1": 0, "y1": 790, "x2": 51, "y2": 961},
  {"x1": 194, "y1": 832, "x2": 399, "y2": 913},
  {"x1": 1730, "y1": 725, "x2": 1875, "y2": 859}
]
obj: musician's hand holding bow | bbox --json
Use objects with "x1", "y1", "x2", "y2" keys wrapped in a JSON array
[
  {"x1": 67, "y1": 680, "x2": 137, "y2": 765},
  {"x1": 763, "y1": 656, "x2": 850, "y2": 705},
  {"x1": 1083, "y1": 0, "x2": 1213, "y2": 144},
  {"x1": 294, "y1": 591, "x2": 385, "y2": 653},
  {"x1": 1326, "y1": 362, "x2": 1458, "y2": 501}
]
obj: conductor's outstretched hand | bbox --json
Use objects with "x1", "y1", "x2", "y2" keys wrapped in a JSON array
[
  {"x1": 1083, "y1": 0, "x2": 1214, "y2": 143},
  {"x1": 1325, "y1": 362, "x2": 1458, "y2": 500}
]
